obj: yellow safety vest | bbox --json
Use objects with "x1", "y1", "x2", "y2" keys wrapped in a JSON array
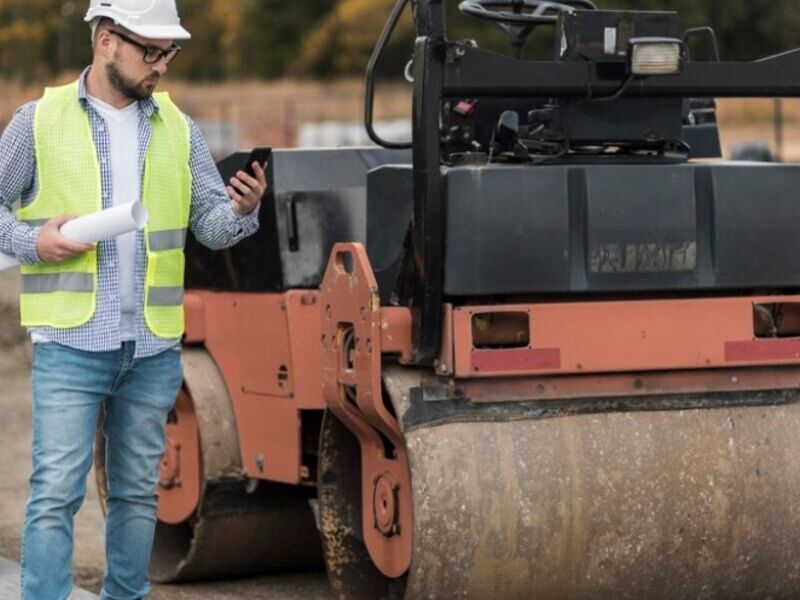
[{"x1": 17, "y1": 80, "x2": 192, "y2": 339}]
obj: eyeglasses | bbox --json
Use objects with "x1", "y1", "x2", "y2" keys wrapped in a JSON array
[{"x1": 109, "y1": 30, "x2": 181, "y2": 65}]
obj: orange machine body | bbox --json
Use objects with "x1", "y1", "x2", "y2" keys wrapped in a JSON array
[
  {"x1": 183, "y1": 290, "x2": 325, "y2": 485},
  {"x1": 161, "y1": 265, "x2": 800, "y2": 528}
]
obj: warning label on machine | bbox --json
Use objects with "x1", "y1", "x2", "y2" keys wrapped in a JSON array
[{"x1": 590, "y1": 242, "x2": 697, "y2": 273}]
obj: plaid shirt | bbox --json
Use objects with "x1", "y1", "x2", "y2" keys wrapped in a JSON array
[{"x1": 0, "y1": 69, "x2": 259, "y2": 358}]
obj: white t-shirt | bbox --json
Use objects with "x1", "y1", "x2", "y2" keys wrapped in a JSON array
[{"x1": 86, "y1": 94, "x2": 140, "y2": 341}]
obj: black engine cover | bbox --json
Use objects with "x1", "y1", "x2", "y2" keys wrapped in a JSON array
[{"x1": 369, "y1": 162, "x2": 800, "y2": 297}]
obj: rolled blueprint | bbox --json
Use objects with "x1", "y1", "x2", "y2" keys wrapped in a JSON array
[
  {"x1": 0, "y1": 201, "x2": 148, "y2": 271},
  {"x1": 59, "y1": 201, "x2": 148, "y2": 243}
]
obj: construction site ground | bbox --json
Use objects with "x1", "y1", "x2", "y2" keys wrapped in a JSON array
[{"x1": 0, "y1": 270, "x2": 331, "y2": 599}]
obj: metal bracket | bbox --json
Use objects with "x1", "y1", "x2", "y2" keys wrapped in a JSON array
[{"x1": 320, "y1": 242, "x2": 413, "y2": 578}]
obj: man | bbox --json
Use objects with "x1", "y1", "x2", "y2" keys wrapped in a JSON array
[{"x1": 0, "y1": 1, "x2": 267, "y2": 598}]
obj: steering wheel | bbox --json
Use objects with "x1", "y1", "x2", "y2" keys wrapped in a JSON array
[
  {"x1": 459, "y1": 0, "x2": 596, "y2": 26},
  {"x1": 458, "y1": 0, "x2": 596, "y2": 57}
]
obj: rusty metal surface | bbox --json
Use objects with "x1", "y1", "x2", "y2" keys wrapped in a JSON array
[
  {"x1": 150, "y1": 482, "x2": 323, "y2": 583},
  {"x1": 395, "y1": 366, "x2": 800, "y2": 431},
  {"x1": 151, "y1": 348, "x2": 322, "y2": 582},
  {"x1": 320, "y1": 243, "x2": 413, "y2": 578},
  {"x1": 237, "y1": 294, "x2": 294, "y2": 398},
  {"x1": 452, "y1": 295, "x2": 800, "y2": 378},
  {"x1": 459, "y1": 366, "x2": 800, "y2": 404},
  {"x1": 183, "y1": 292, "x2": 206, "y2": 344},
  {"x1": 285, "y1": 291, "x2": 327, "y2": 410},
  {"x1": 157, "y1": 389, "x2": 201, "y2": 524},
  {"x1": 380, "y1": 307, "x2": 413, "y2": 362},
  {"x1": 383, "y1": 366, "x2": 800, "y2": 599},
  {"x1": 193, "y1": 291, "x2": 303, "y2": 484},
  {"x1": 436, "y1": 304, "x2": 455, "y2": 377},
  {"x1": 318, "y1": 411, "x2": 406, "y2": 600}
]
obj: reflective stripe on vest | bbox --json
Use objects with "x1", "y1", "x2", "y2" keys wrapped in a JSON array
[
  {"x1": 18, "y1": 81, "x2": 191, "y2": 337},
  {"x1": 149, "y1": 228, "x2": 187, "y2": 251},
  {"x1": 147, "y1": 287, "x2": 185, "y2": 306},
  {"x1": 21, "y1": 273, "x2": 95, "y2": 294}
]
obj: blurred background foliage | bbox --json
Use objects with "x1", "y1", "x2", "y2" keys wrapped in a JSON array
[{"x1": 0, "y1": 0, "x2": 796, "y2": 82}]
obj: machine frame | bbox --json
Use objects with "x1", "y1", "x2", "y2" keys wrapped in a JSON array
[{"x1": 401, "y1": 0, "x2": 800, "y2": 363}]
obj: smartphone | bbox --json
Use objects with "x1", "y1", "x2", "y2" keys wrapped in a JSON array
[{"x1": 241, "y1": 147, "x2": 272, "y2": 178}]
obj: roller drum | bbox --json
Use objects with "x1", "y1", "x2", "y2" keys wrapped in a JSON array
[{"x1": 352, "y1": 368, "x2": 800, "y2": 599}]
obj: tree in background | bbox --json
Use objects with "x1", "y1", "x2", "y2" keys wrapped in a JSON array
[
  {"x1": 292, "y1": 0, "x2": 415, "y2": 78},
  {"x1": 0, "y1": 0, "x2": 90, "y2": 81},
  {"x1": 0, "y1": 0, "x2": 797, "y2": 82},
  {"x1": 166, "y1": 0, "x2": 239, "y2": 80},
  {"x1": 0, "y1": 0, "x2": 337, "y2": 81},
  {"x1": 239, "y1": 0, "x2": 337, "y2": 79}
]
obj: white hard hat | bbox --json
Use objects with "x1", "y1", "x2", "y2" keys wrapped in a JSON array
[{"x1": 85, "y1": 0, "x2": 191, "y2": 40}]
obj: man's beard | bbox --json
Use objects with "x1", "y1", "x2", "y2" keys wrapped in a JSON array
[{"x1": 106, "y1": 59, "x2": 159, "y2": 102}]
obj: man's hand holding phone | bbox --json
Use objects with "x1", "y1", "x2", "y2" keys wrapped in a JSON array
[{"x1": 227, "y1": 150, "x2": 269, "y2": 216}]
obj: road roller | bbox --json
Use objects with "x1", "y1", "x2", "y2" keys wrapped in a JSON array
[{"x1": 95, "y1": 1, "x2": 800, "y2": 597}]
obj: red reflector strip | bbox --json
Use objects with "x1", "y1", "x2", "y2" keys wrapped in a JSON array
[
  {"x1": 471, "y1": 348, "x2": 561, "y2": 373},
  {"x1": 725, "y1": 339, "x2": 800, "y2": 362}
]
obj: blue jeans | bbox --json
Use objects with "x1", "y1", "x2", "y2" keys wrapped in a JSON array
[{"x1": 21, "y1": 341, "x2": 182, "y2": 600}]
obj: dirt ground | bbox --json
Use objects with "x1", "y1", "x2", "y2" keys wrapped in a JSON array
[{"x1": 0, "y1": 270, "x2": 331, "y2": 599}]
